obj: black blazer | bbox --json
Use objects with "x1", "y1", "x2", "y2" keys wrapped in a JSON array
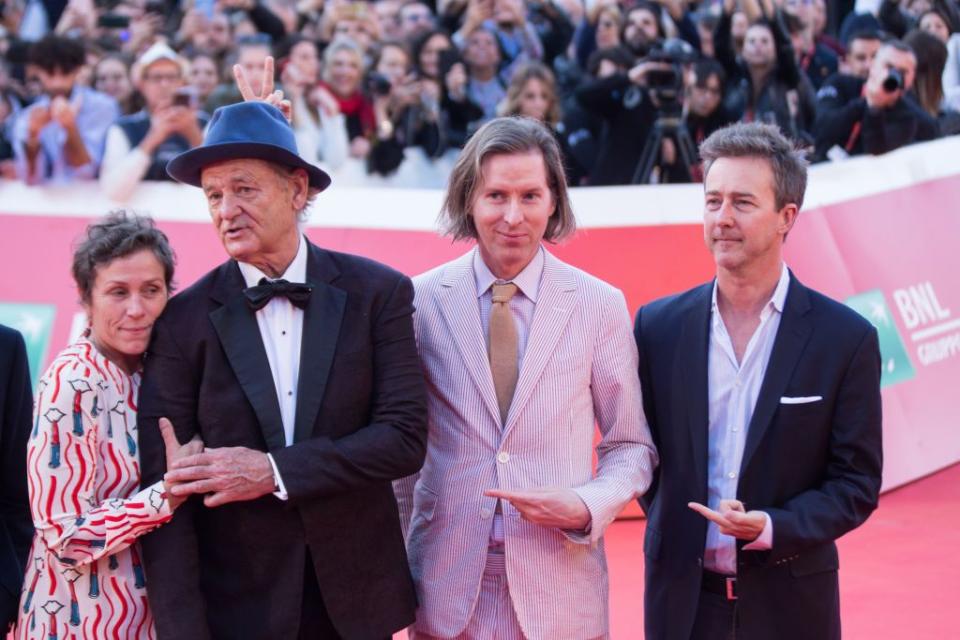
[
  {"x1": 634, "y1": 273, "x2": 883, "y2": 640},
  {"x1": 138, "y1": 241, "x2": 428, "y2": 640},
  {"x1": 0, "y1": 325, "x2": 33, "y2": 632}
]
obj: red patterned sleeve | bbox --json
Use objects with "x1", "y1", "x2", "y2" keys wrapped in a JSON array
[{"x1": 27, "y1": 358, "x2": 173, "y2": 568}]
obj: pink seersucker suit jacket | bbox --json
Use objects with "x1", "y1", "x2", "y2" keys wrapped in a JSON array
[{"x1": 395, "y1": 248, "x2": 658, "y2": 639}]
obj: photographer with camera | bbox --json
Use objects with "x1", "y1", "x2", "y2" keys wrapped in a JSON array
[
  {"x1": 813, "y1": 40, "x2": 938, "y2": 162},
  {"x1": 99, "y1": 43, "x2": 208, "y2": 200},
  {"x1": 366, "y1": 40, "x2": 443, "y2": 180},
  {"x1": 574, "y1": 45, "x2": 654, "y2": 185},
  {"x1": 576, "y1": 37, "x2": 699, "y2": 185}
]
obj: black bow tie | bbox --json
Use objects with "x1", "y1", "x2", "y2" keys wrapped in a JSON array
[{"x1": 243, "y1": 278, "x2": 313, "y2": 311}]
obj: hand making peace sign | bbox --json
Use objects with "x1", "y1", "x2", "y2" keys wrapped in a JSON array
[{"x1": 234, "y1": 55, "x2": 293, "y2": 123}]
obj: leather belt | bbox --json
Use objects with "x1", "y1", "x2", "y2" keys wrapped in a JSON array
[{"x1": 701, "y1": 570, "x2": 738, "y2": 601}]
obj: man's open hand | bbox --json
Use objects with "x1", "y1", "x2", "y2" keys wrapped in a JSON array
[{"x1": 485, "y1": 487, "x2": 591, "y2": 529}]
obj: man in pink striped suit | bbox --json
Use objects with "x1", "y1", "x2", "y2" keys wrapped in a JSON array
[{"x1": 394, "y1": 117, "x2": 658, "y2": 639}]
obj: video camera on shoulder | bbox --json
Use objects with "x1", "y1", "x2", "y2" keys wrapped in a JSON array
[{"x1": 642, "y1": 38, "x2": 697, "y2": 106}]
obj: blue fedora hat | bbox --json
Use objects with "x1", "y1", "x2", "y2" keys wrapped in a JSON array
[{"x1": 166, "y1": 101, "x2": 331, "y2": 191}]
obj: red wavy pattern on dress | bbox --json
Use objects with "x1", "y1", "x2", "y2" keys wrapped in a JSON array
[{"x1": 15, "y1": 339, "x2": 170, "y2": 639}]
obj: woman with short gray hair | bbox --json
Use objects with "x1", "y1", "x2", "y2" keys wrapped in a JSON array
[{"x1": 15, "y1": 211, "x2": 200, "y2": 639}]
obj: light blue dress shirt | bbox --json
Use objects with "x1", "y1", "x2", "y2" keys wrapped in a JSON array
[{"x1": 704, "y1": 264, "x2": 790, "y2": 575}]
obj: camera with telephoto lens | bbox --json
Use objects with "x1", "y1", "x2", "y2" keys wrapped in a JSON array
[
  {"x1": 642, "y1": 38, "x2": 697, "y2": 106},
  {"x1": 882, "y1": 68, "x2": 904, "y2": 93},
  {"x1": 365, "y1": 72, "x2": 393, "y2": 97}
]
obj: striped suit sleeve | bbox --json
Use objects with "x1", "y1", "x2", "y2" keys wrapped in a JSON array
[
  {"x1": 570, "y1": 288, "x2": 658, "y2": 544},
  {"x1": 393, "y1": 471, "x2": 419, "y2": 540},
  {"x1": 28, "y1": 363, "x2": 172, "y2": 568}
]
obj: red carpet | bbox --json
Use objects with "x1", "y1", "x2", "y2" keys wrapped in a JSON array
[{"x1": 607, "y1": 463, "x2": 960, "y2": 639}]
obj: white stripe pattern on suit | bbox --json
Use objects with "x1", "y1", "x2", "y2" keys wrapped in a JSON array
[{"x1": 395, "y1": 248, "x2": 658, "y2": 640}]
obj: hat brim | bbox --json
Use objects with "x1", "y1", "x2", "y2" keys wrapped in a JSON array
[{"x1": 166, "y1": 141, "x2": 332, "y2": 192}]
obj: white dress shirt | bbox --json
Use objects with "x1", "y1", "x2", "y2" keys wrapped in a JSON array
[
  {"x1": 237, "y1": 235, "x2": 308, "y2": 499},
  {"x1": 474, "y1": 246, "x2": 544, "y2": 546},
  {"x1": 704, "y1": 264, "x2": 790, "y2": 575}
]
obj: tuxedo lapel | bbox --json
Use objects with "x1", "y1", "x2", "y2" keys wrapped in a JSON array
[
  {"x1": 208, "y1": 262, "x2": 286, "y2": 451},
  {"x1": 680, "y1": 283, "x2": 712, "y2": 498},
  {"x1": 437, "y1": 252, "x2": 502, "y2": 427},
  {"x1": 293, "y1": 244, "x2": 346, "y2": 444},
  {"x1": 740, "y1": 274, "x2": 813, "y2": 474},
  {"x1": 503, "y1": 252, "x2": 576, "y2": 435}
]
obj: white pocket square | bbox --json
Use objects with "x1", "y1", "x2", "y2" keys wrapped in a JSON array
[{"x1": 780, "y1": 395, "x2": 823, "y2": 404}]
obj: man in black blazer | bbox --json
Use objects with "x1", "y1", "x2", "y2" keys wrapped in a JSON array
[
  {"x1": 0, "y1": 324, "x2": 33, "y2": 634},
  {"x1": 635, "y1": 122, "x2": 882, "y2": 640},
  {"x1": 137, "y1": 99, "x2": 427, "y2": 637}
]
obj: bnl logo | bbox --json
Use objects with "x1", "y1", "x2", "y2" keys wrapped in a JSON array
[
  {"x1": 847, "y1": 281, "x2": 954, "y2": 387},
  {"x1": 846, "y1": 290, "x2": 915, "y2": 388}
]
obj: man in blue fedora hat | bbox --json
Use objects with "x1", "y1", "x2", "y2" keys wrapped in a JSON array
[{"x1": 137, "y1": 62, "x2": 428, "y2": 640}]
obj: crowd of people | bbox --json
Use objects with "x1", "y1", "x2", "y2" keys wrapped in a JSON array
[{"x1": 0, "y1": 0, "x2": 958, "y2": 191}]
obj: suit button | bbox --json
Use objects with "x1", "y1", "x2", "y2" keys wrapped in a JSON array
[
  {"x1": 480, "y1": 508, "x2": 492, "y2": 519},
  {"x1": 497, "y1": 452, "x2": 510, "y2": 464}
]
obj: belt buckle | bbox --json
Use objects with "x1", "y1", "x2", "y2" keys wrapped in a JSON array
[{"x1": 725, "y1": 577, "x2": 738, "y2": 601}]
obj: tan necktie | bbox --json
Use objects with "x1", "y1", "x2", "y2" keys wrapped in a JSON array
[{"x1": 489, "y1": 283, "x2": 519, "y2": 426}]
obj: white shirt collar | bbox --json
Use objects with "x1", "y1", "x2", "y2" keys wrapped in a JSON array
[
  {"x1": 473, "y1": 245, "x2": 545, "y2": 303},
  {"x1": 238, "y1": 235, "x2": 308, "y2": 288},
  {"x1": 711, "y1": 263, "x2": 791, "y2": 320}
]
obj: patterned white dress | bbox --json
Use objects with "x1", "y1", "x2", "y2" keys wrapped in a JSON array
[{"x1": 14, "y1": 338, "x2": 172, "y2": 640}]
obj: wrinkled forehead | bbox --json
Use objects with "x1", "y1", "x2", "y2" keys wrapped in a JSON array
[
  {"x1": 201, "y1": 158, "x2": 275, "y2": 187},
  {"x1": 704, "y1": 156, "x2": 776, "y2": 194}
]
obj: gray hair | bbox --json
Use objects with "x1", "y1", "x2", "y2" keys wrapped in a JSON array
[
  {"x1": 699, "y1": 122, "x2": 808, "y2": 211},
  {"x1": 265, "y1": 162, "x2": 319, "y2": 221},
  {"x1": 72, "y1": 211, "x2": 176, "y2": 304},
  {"x1": 440, "y1": 116, "x2": 576, "y2": 242},
  {"x1": 322, "y1": 37, "x2": 364, "y2": 84}
]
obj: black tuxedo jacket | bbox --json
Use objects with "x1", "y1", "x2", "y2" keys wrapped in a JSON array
[
  {"x1": 0, "y1": 325, "x2": 33, "y2": 632},
  {"x1": 634, "y1": 273, "x2": 883, "y2": 640},
  {"x1": 138, "y1": 241, "x2": 428, "y2": 640}
]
